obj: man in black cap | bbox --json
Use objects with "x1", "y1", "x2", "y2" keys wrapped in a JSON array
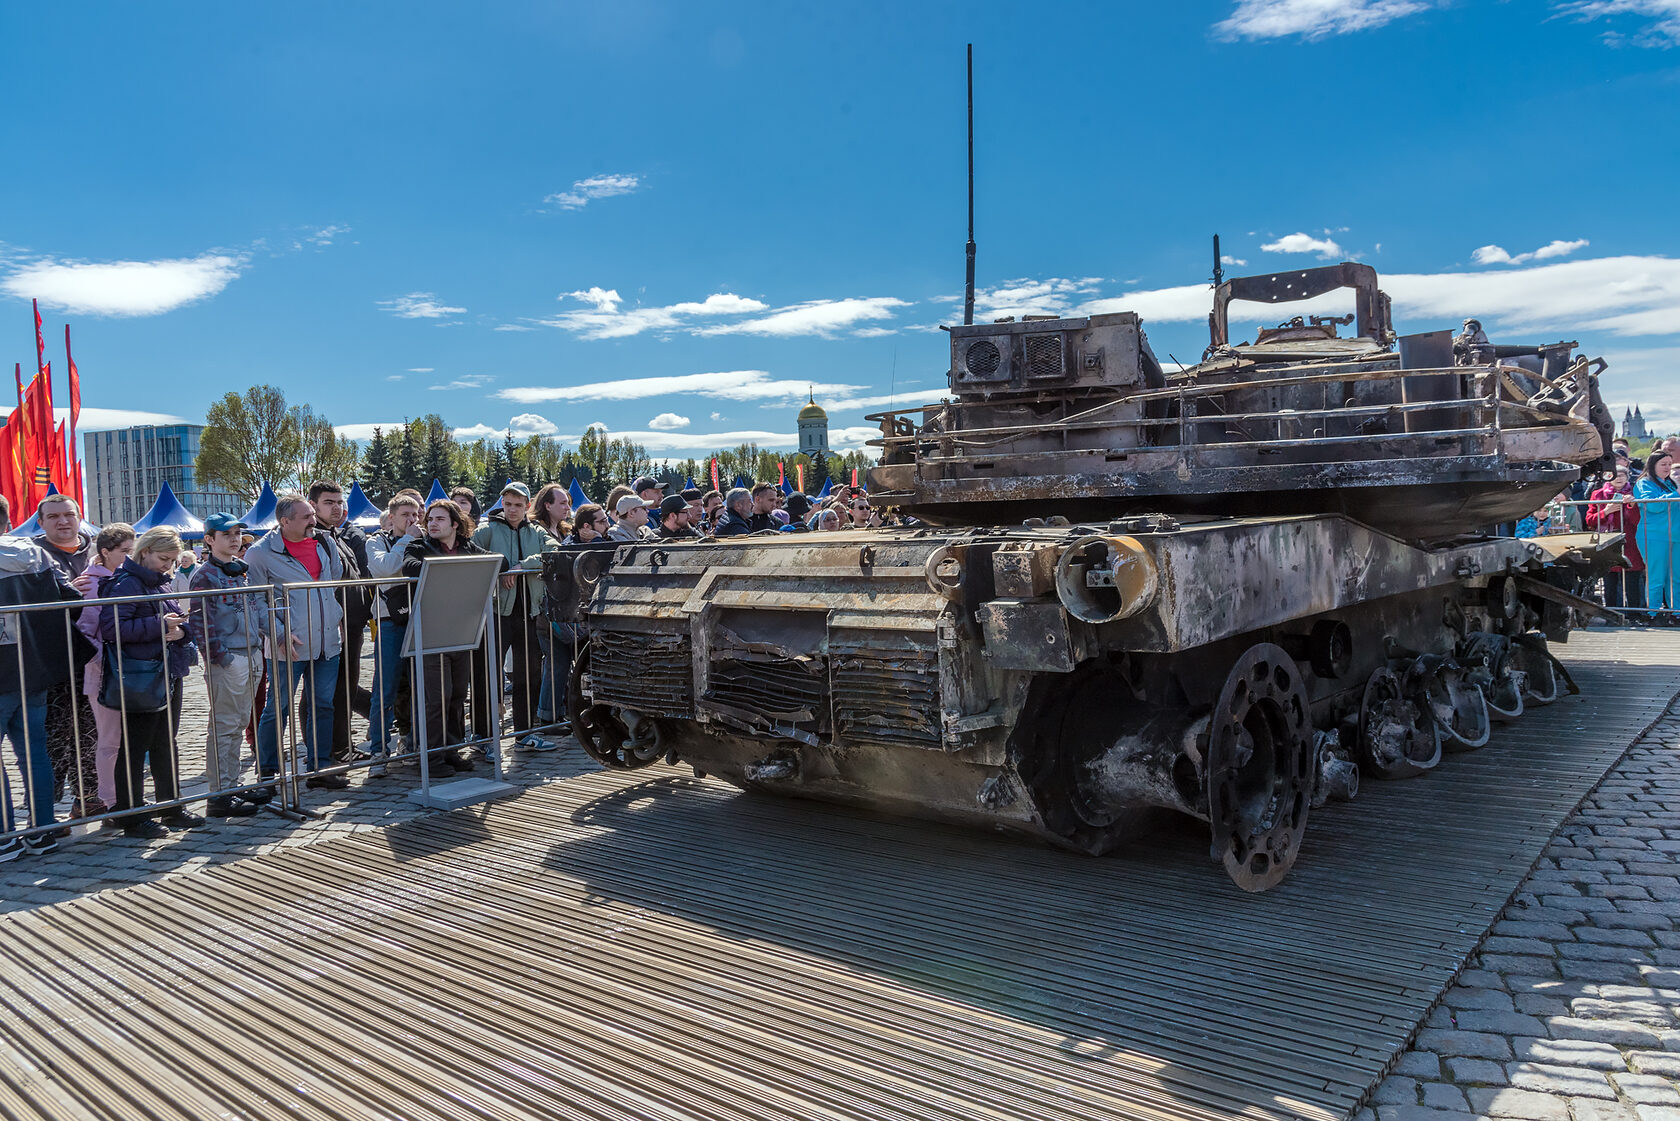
[
  {"x1": 783, "y1": 493, "x2": 815, "y2": 532},
  {"x1": 632, "y1": 476, "x2": 665, "y2": 505},
  {"x1": 656, "y1": 495, "x2": 697, "y2": 540}
]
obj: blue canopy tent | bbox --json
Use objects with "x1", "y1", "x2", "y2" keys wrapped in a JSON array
[
  {"x1": 818, "y1": 478, "x2": 833, "y2": 498},
  {"x1": 684, "y1": 476, "x2": 697, "y2": 491},
  {"x1": 132, "y1": 481, "x2": 206, "y2": 541},
  {"x1": 568, "y1": 478, "x2": 589, "y2": 510},
  {"x1": 345, "y1": 481, "x2": 383, "y2": 530},
  {"x1": 425, "y1": 479, "x2": 449, "y2": 505},
  {"x1": 239, "y1": 482, "x2": 278, "y2": 533},
  {"x1": 733, "y1": 474, "x2": 750, "y2": 491},
  {"x1": 11, "y1": 484, "x2": 98, "y2": 538}
]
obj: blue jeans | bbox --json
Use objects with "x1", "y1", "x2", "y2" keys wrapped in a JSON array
[
  {"x1": 0, "y1": 690, "x2": 53, "y2": 832},
  {"x1": 370, "y1": 620, "x2": 408, "y2": 750},
  {"x1": 257, "y1": 655, "x2": 339, "y2": 775}
]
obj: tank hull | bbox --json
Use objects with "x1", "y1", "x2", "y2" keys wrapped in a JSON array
[{"x1": 556, "y1": 516, "x2": 1590, "y2": 889}]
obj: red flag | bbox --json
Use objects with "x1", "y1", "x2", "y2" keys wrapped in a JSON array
[
  {"x1": 851, "y1": 468, "x2": 858, "y2": 487},
  {"x1": 32, "y1": 300, "x2": 46, "y2": 378},
  {"x1": 710, "y1": 457, "x2": 720, "y2": 493},
  {"x1": 11, "y1": 365, "x2": 31, "y2": 517},
  {"x1": 0, "y1": 422, "x2": 18, "y2": 522},
  {"x1": 51, "y1": 422, "x2": 71, "y2": 494},
  {"x1": 795, "y1": 463, "x2": 805, "y2": 493},
  {"x1": 778, "y1": 461, "x2": 785, "y2": 485},
  {"x1": 12, "y1": 375, "x2": 50, "y2": 520},
  {"x1": 64, "y1": 325, "x2": 80, "y2": 433}
]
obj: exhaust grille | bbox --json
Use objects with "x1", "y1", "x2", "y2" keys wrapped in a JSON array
[
  {"x1": 832, "y1": 640, "x2": 941, "y2": 749},
  {"x1": 590, "y1": 629, "x2": 693, "y2": 717},
  {"x1": 705, "y1": 655, "x2": 826, "y2": 726},
  {"x1": 1024, "y1": 334, "x2": 1065, "y2": 379},
  {"x1": 964, "y1": 339, "x2": 1002, "y2": 377}
]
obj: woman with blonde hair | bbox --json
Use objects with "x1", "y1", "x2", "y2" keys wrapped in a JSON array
[{"x1": 97, "y1": 526, "x2": 202, "y2": 837}]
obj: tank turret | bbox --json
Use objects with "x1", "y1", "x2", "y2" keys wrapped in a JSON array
[{"x1": 868, "y1": 263, "x2": 1611, "y2": 541}]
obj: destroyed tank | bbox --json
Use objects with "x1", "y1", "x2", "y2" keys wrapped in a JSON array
[{"x1": 546, "y1": 262, "x2": 1618, "y2": 891}]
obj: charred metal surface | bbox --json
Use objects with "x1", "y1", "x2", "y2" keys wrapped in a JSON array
[
  {"x1": 573, "y1": 262, "x2": 1610, "y2": 892},
  {"x1": 867, "y1": 262, "x2": 1610, "y2": 540}
]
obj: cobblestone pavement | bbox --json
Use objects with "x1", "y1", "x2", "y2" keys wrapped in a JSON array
[{"x1": 1361, "y1": 700, "x2": 1680, "y2": 1121}]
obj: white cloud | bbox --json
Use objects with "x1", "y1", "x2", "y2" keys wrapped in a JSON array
[
  {"x1": 542, "y1": 288, "x2": 769, "y2": 339},
  {"x1": 304, "y1": 224, "x2": 351, "y2": 248},
  {"x1": 1221, "y1": 255, "x2": 1248, "y2": 267},
  {"x1": 1471, "y1": 239, "x2": 1590, "y2": 267},
  {"x1": 965, "y1": 277, "x2": 1105, "y2": 321},
  {"x1": 2, "y1": 252, "x2": 244, "y2": 316},
  {"x1": 407, "y1": 367, "x2": 434, "y2": 373},
  {"x1": 823, "y1": 389, "x2": 942, "y2": 412},
  {"x1": 853, "y1": 327, "x2": 898, "y2": 338},
  {"x1": 451, "y1": 424, "x2": 501, "y2": 441},
  {"x1": 508, "y1": 413, "x2": 558, "y2": 437},
  {"x1": 710, "y1": 411, "x2": 724, "y2": 421},
  {"x1": 1215, "y1": 0, "x2": 1432, "y2": 40},
  {"x1": 333, "y1": 422, "x2": 406, "y2": 442},
  {"x1": 1261, "y1": 232, "x2": 1346, "y2": 259},
  {"x1": 647, "y1": 412, "x2": 690, "y2": 430},
  {"x1": 1556, "y1": 0, "x2": 1680, "y2": 46},
  {"x1": 694, "y1": 296, "x2": 911, "y2": 338},
  {"x1": 1074, "y1": 254, "x2": 1680, "y2": 341},
  {"x1": 493, "y1": 324, "x2": 535, "y2": 332},
  {"x1": 545, "y1": 173, "x2": 643, "y2": 210},
  {"x1": 385, "y1": 375, "x2": 405, "y2": 382},
  {"x1": 1081, "y1": 282, "x2": 1212, "y2": 323},
  {"x1": 378, "y1": 292, "x2": 466, "y2": 319},
  {"x1": 497, "y1": 370, "x2": 865, "y2": 405},
  {"x1": 428, "y1": 374, "x2": 494, "y2": 391}
]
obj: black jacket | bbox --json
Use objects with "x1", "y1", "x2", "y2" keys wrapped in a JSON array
[
  {"x1": 0, "y1": 537, "x2": 86, "y2": 694},
  {"x1": 392, "y1": 535, "x2": 489, "y2": 627},
  {"x1": 713, "y1": 508, "x2": 755, "y2": 538},
  {"x1": 329, "y1": 521, "x2": 373, "y2": 624}
]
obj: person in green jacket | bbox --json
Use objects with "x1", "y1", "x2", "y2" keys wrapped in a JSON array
[{"x1": 471, "y1": 482, "x2": 557, "y2": 745}]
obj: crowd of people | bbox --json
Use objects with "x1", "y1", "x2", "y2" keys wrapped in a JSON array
[
  {"x1": 0, "y1": 472, "x2": 901, "y2": 860},
  {"x1": 1518, "y1": 436, "x2": 1680, "y2": 614}
]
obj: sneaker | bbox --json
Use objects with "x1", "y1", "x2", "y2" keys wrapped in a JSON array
[
  {"x1": 22, "y1": 833, "x2": 58, "y2": 856},
  {"x1": 0, "y1": 837, "x2": 21, "y2": 862},
  {"x1": 522, "y1": 735, "x2": 560, "y2": 753},
  {"x1": 242, "y1": 784, "x2": 276, "y2": 806},
  {"x1": 206, "y1": 796, "x2": 259, "y2": 818},
  {"x1": 305, "y1": 774, "x2": 350, "y2": 790},
  {"x1": 122, "y1": 818, "x2": 169, "y2": 840},
  {"x1": 160, "y1": 810, "x2": 206, "y2": 830}
]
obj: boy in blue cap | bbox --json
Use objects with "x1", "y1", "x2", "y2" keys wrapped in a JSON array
[{"x1": 186, "y1": 513, "x2": 265, "y2": 816}]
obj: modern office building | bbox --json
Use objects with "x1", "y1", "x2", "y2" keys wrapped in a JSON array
[{"x1": 82, "y1": 424, "x2": 245, "y2": 525}]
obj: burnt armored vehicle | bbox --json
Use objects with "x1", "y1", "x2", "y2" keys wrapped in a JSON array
[{"x1": 548, "y1": 262, "x2": 1614, "y2": 891}]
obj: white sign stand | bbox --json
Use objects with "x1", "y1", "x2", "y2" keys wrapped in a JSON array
[{"x1": 404, "y1": 553, "x2": 520, "y2": 810}]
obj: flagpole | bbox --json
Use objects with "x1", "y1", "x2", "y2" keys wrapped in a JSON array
[
  {"x1": 31, "y1": 300, "x2": 46, "y2": 377},
  {"x1": 64, "y1": 325, "x2": 79, "y2": 504}
]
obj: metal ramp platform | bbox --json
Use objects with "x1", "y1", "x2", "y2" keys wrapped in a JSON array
[{"x1": 0, "y1": 630, "x2": 1675, "y2": 1121}]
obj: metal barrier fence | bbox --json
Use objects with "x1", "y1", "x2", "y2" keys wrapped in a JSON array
[
  {"x1": 0, "y1": 570, "x2": 577, "y2": 854},
  {"x1": 1527, "y1": 494, "x2": 1679, "y2": 618}
]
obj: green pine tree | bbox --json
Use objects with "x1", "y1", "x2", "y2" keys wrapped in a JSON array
[{"x1": 360, "y1": 427, "x2": 398, "y2": 505}]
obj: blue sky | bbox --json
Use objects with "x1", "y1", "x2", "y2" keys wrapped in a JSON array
[{"x1": 2, "y1": 0, "x2": 1678, "y2": 459}]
